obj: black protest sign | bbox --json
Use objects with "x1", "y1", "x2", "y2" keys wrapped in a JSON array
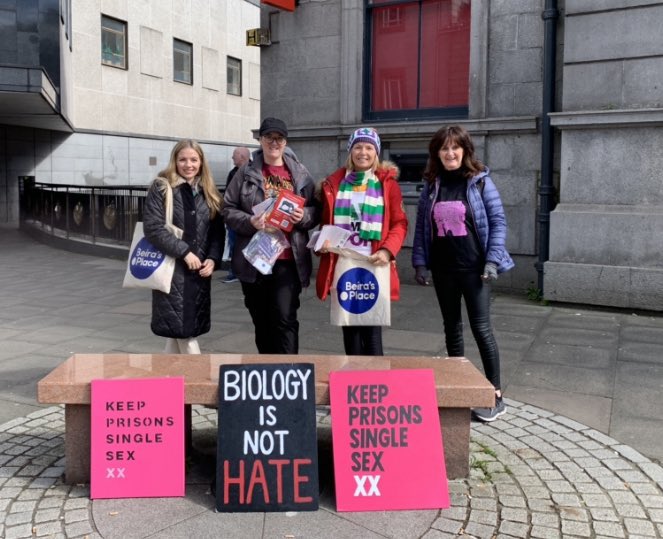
[{"x1": 216, "y1": 363, "x2": 319, "y2": 512}]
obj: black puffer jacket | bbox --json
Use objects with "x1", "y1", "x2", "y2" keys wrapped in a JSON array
[
  {"x1": 143, "y1": 177, "x2": 224, "y2": 339},
  {"x1": 222, "y1": 150, "x2": 319, "y2": 286}
]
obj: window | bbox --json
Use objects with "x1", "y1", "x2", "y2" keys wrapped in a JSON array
[
  {"x1": 174, "y1": 39, "x2": 193, "y2": 84},
  {"x1": 227, "y1": 56, "x2": 242, "y2": 96},
  {"x1": 101, "y1": 15, "x2": 127, "y2": 69},
  {"x1": 365, "y1": 0, "x2": 471, "y2": 120}
]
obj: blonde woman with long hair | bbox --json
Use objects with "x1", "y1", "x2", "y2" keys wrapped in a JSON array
[{"x1": 143, "y1": 139, "x2": 224, "y2": 354}]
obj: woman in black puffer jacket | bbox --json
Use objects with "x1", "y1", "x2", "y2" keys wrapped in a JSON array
[{"x1": 143, "y1": 139, "x2": 224, "y2": 353}]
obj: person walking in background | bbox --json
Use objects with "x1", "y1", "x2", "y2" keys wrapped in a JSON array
[
  {"x1": 143, "y1": 139, "x2": 224, "y2": 354},
  {"x1": 316, "y1": 127, "x2": 407, "y2": 355},
  {"x1": 412, "y1": 125, "x2": 513, "y2": 421},
  {"x1": 221, "y1": 146, "x2": 251, "y2": 283},
  {"x1": 223, "y1": 118, "x2": 319, "y2": 354}
]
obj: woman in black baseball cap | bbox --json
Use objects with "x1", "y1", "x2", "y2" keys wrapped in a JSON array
[{"x1": 222, "y1": 118, "x2": 320, "y2": 354}]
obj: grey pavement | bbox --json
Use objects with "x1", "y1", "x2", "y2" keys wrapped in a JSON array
[{"x1": 1, "y1": 228, "x2": 662, "y2": 538}]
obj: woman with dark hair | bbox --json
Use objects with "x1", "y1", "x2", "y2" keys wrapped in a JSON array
[
  {"x1": 412, "y1": 125, "x2": 513, "y2": 421},
  {"x1": 143, "y1": 139, "x2": 224, "y2": 353}
]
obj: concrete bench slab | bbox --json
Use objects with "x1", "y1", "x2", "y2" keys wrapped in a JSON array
[{"x1": 37, "y1": 353, "x2": 495, "y2": 484}]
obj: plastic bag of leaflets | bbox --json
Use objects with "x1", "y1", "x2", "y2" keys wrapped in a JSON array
[{"x1": 242, "y1": 228, "x2": 290, "y2": 275}]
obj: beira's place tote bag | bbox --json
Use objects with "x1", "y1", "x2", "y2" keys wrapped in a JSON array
[
  {"x1": 330, "y1": 256, "x2": 391, "y2": 326},
  {"x1": 123, "y1": 182, "x2": 183, "y2": 294}
]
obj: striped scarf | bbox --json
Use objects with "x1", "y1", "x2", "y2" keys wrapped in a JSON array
[{"x1": 333, "y1": 170, "x2": 384, "y2": 241}]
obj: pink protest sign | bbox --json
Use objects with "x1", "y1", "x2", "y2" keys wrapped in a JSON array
[
  {"x1": 330, "y1": 369, "x2": 449, "y2": 512},
  {"x1": 90, "y1": 377, "x2": 184, "y2": 499}
]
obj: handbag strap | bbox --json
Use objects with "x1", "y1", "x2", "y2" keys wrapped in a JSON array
[{"x1": 163, "y1": 182, "x2": 175, "y2": 226}]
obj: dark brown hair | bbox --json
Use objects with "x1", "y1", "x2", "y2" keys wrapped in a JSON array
[{"x1": 423, "y1": 125, "x2": 485, "y2": 183}]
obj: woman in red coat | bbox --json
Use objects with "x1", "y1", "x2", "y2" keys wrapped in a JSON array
[{"x1": 316, "y1": 127, "x2": 408, "y2": 355}]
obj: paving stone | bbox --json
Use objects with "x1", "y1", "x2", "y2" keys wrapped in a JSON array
[
  {"x1": 609, "y1": 491, "x2": 639, "y2": 505},
  {"x1": 615, "y1": 504, "x2": 648, "y2": 519},
  {"x1": 582, "y1": 493, "x2": 612, "y2": 507},
  {"x1": 64, "y1": 520, "x2": 94, "y2": 537},
  {"x1": 34, "y1": 507, "x2": 62, "y2": 522},
  {"x1": 468, "y1": 509, "x2": 497, "y2": 526},
  {"x1": 589, "y1": 507, "x2": 619, "y2": 521},
  {"x1": 558, "y1": 506, "x2": 588, "y2": 522},
  {"x1": 5, "y1": 511, "x2": 33, "y2": 526},
  {"x1": 501, "y1": 507, "x2": 529, "y2": 523},
  {"x1": 4, "y1": 523, "x2": 34, "y2": 539},
  {"x1": 639, "y1": 494, "x2": 663, "y2": 508},
  {"x1": 623, "y1": 517, "x2": 657, "y2": 536},
  {"x1": 560, "y1": 519, "x2": 591, "y2": 537},
  {"x1": 593, "y1": 521, "x2": 626, "y2": 538},
  {"x1": 463, "y1": 521, "x2": 495, "y2": 538},
  {"x1": 431, "y1": 516, "x2": 463, "y2": 534},
  {"x1": 64, "y1": 507, "x2": 89, "y2": 523},
  {"x1": 545, "y1": 480, "x2": 575, "y2": 493},
  {"x1": 498, "y1": 520, "x2": 530, "y2": 536},
  {"x1": 530, "y1": 525, "x2": 561, "y2": 538},
  {"x1": 551, "y1": 493, "x2": 582, "y2": 507},
  {"x1": 63, "y1": 497, "x2": 89, "y2": 510},
  {"x1": 531, "y1": 512, "x2": 559, "y2": 527},
  {"x1": 9, "y1": 500, "x2": 37, "y2": 513}
]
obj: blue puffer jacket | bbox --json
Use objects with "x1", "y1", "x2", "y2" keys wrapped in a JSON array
[{"x1": 411, "y1": 168, "x2": 514, "y2": 273}]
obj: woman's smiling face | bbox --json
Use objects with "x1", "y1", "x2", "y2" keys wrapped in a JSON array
[
  {"x1": 176, "y1": 147, "x2": 201, "y2": 181},
  {"x1": 438, "y1": 140, "x2": 464, "y2": 171},
  {"x1": 351, "y1": 142, "x2": 377, "y2": 171}
]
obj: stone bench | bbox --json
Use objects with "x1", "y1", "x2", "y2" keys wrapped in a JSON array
[{"x1": 37, "y1": 353, "x2": 495, "y2": 484}]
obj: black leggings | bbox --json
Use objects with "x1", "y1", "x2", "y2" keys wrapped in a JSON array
[
  {"x1": 342, "y1": 326, "x2": 383, "y2": 356},
  {"x1": 431, "y1": 270, "x2": 501, "y2": 390}
]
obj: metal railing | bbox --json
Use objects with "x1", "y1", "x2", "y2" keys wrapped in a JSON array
[{"x1": 19, "y1": 178, "x2": 148, "y2": 248}]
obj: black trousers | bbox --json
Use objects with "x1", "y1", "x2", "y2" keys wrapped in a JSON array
[
  {"x1": 241, "y1": 260, "x2": 302, "y2": 354},
  {"x1": 431, "y1": 270, "x2": 501, "y2": 390},
  {"x1": 342, "y1": 326, "x2": 383, "y2": 356}
]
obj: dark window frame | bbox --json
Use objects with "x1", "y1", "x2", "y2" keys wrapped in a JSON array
[
  {"x1": 362, "y1": 0, "x2": 469, "y2": 122},
  {"x1": 101, "y1": 14, "x2": 127, "y2": 69},
  {"x1": 173, "y1": 38, "x2": 193, "y2": 85}
]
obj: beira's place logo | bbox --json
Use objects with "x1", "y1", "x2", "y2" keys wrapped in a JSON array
[
  {"x1": 129, "y1": 238, "x2": 165, "y2": 279},
  {"x1": 336, "y1": 267, "x2": 379, "y2": 314}
]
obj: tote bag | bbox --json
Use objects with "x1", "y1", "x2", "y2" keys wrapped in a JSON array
[
  {"x1": 123, "y1": 184, "x2": 183, "y2": 294},
  {"x1": 330, "y1": 256, "x2": 391, "y2": 326}
]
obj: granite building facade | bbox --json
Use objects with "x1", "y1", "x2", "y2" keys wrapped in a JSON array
[{"x1": 259, "y1": 0, "x2": 663, "y2": 310}]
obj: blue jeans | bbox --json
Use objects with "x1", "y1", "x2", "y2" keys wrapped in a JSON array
[{"x1": 431, "y1": 270, "x2": 501, "y2": 390}]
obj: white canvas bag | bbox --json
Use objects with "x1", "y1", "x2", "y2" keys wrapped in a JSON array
[
  {"x1": 330, "y1": 256, "x2": 391, "y2": 326},
  {"x1": 122, "y1": 183, "x2": 183, "y2": 294}
]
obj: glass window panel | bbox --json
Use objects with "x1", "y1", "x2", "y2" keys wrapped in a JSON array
[
  {"x1": 370, "y1": 3, "x2": 419, "y2": 112},
  {"x1": 173, "y1": 39, "x2": 192, "y2": 84},
  {"x1": 367, "y1": 0, "x2": 470, "y2": 118},
  {"x1": 227, "y1": 56, "x2": 241, "y2": 96},
  {"x1": 420, "y1": 0, "x2": 470, "y2": 108},
  {"x1": 101, "y1": 15, "x2": 126, "y2": 69}
]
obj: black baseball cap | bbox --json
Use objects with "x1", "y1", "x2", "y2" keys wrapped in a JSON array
[{"x1": 259, "y1": 117, "x2": 288, "y2": 138}]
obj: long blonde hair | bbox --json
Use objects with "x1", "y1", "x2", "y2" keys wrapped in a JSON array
[{"x1": 158, "y1": 139, "x2": 222, "y2": 218}]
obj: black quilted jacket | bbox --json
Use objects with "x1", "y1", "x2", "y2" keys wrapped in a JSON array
[{"x1": 143, "y1": 177, "x2": 224, "y2": 339}]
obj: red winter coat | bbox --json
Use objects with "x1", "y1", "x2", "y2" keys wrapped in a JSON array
[{"x1": 316, "y1": 162, "x2": 408, "y2": 301}]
